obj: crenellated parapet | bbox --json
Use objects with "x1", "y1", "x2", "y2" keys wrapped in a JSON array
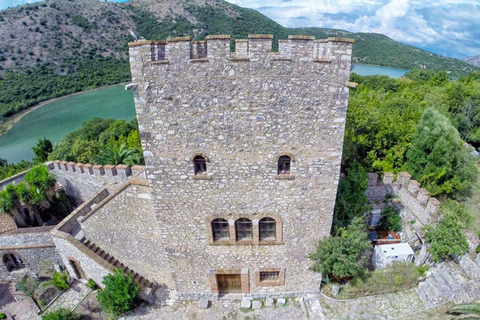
[
  {"x1": 128, "y1": 34, "x2": 354, "y2": 65},
  {"x1": 51, "y1": 160, "x2": 146, "y2": 205},
  {"x1": 382, "y1": 172, "x2": 441, "y2": 225}
]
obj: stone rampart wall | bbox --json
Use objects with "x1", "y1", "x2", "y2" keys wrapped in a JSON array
[
  {"x1": 51, "y1": 160, "x2": 146, "y2": 205},
  {"x1": 0, "y1": 167, "x2": 32, "y2": 191},
  {"x1": 0, "y1": 214, "x2": 17, "y2": 234},
  {"x1": 80, "y1": 179, "x2": 172, "y2": 287}
]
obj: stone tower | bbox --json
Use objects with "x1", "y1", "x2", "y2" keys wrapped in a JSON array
[{"x1": 128, "y1": 34, "x2": 353, "y2": 298}]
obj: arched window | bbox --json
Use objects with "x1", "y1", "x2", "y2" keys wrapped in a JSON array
[
  {"x1": 259, "y1": 218, "x2": 276, "y2": 241},
  {"x1": 211, "y1": 219, "x2": 229, "y2": 241},
  {"x1": 235, "y1": 218, "x2": 253, "y2": 241},
  {"x1": 278, "y1": 155, "x2": 291, "y2": 175},
  {"x1": 193, "y1": 155, "x2": 207, "y2": 175}
]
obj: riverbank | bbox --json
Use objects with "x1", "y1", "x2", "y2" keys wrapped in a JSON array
[{"x1": 0, "y1": 82, "x2": 129, "y2": 138}]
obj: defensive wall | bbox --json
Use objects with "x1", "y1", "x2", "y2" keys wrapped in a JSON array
[
  {"x1": 366, "y1": 172, "x2": 441, "y2": 247},
  {"x1": 51, "y1": 160, "x2": 146, "y2": 205},
  {"x1": 128, "y1": 34, "x2": 354, "y2": 297}
]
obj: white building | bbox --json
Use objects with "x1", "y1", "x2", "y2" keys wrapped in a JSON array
[{"x1": 373, "y1": 243, "x2": 415, "y2": 269}]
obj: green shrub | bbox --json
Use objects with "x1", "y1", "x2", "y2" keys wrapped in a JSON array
[
  {"x1": 41, "y1": 308, "x2": 79, "y2": 320},
  {"x1": 43, "y1": 271, "x2": 69, "y2": 290},
  {"x1": 311, "y1": 217, "x2": 371, "y2": 281},
  {"x1": 87, "y1": 279, "x2": 97, "y2": 289},
  {"x1": 0, "y1": 312, "x2": 6, "y2": 319},
  {"x1": 378, "y1": 206, "x2": 402, "y2": 232},
  {"x1": 347, "y1": 262, "x2": 421, "y2": 297},
  {"x1": 16, "y1": 276, "x2": 39, "y2": 297},
  {"x1": 425, "y1": 212, "x2": 469, "y2": 262},
  {"x1": 97, "y1": 268, "x2": 139, "y2": 317}
]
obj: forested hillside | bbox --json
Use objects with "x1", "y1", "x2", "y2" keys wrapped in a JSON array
[{"x1": 0, "y1": 0, "x2": 476, "y2": 122}]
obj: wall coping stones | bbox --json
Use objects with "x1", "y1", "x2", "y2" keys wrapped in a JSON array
[
  {"x1": 383, "y1": 172, "x2": 441, "y2": 216},
  {"x1": 128, "y1": 34, "x2": 355, "y2": 63}
]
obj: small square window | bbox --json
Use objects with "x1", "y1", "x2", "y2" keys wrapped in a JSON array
[{"x1": 260, "y1": 271, "x2": 279, "y2": 282}]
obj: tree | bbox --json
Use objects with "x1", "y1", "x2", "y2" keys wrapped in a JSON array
[
  {"x1": 333, "y1": 163, "x2": 371, "y2": 230},
  {"x1": 33, "y1": 137, "x2": 53, "y2": 163},
  {"x1": 0, "y1": 186, "x2": 28, "y2": 227},
  {"x1": 97, "y1": 268, "x2": 139, "y2": 317},
  {"x1": 93, "y1": 143, "x2": 141, "y2": 166},
  {"x1": 425, "y1": 212, "x2": 469, "y2": 262},
  {"x1": 406, "y1": 107, "x2": 477, "y2": 196},
  {"x1": 310, "y1": 216, "x2": 371, "y2": 281}
]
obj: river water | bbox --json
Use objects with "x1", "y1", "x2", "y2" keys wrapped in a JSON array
[{"x1": 0, "y1": 64, "x2": 408, "y2": 164}]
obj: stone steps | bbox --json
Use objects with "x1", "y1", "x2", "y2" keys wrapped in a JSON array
[
  {"x1": 304, "y1": 294, "x2": 326, "y2": 320},
  {"x1": 79, "y1": 237, "x2": 158, "y2": 293}
]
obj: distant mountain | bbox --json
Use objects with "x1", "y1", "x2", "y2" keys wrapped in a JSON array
[
  {"x1": 464, "y1": 56, "x2": 480, "y2": 67},
  {"x1": 0, "y1": 0, "x2": 477, "y2": 120}
]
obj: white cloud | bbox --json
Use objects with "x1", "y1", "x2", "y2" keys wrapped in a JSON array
[{"x1": 226, "y1": 0, "x2": 480, "y2": 58}]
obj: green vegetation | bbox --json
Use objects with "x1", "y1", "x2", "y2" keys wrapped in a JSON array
[
  {"x1": 344, "y1": 70, "x2": 480, "y2": 196},
  {"x1": 43, "y1": 271, "x2": 69, "y2": 290},
  {"x1": 16, "y1": 275, "x2": 39, "y2": 297},
  {"x1": 0, "y1": 165, "x2": 69, "y2": 227},
  {"x1": 0, "y1": 313, "x2": 5, "y2": 320},
  {"x1": 0, "y1": 159, "x2": 32, "y2": 181},
  {"x1": 378, "y1": 206, "x2": 402, "y2": 232},
  {"x1": 310, "y1": 216, "x2": 371, "y2": 281},
  {"x1": 48, "y1": 117, "x2": 143, "y2": 165},
  {"x1": 346, "y1": 262, "x2": 422, "y2": 297},
  {"x1": 448, "y1": 302, "x2": 480, "y2": 319},
  {"x1": 406, "y1": 108, "x2": 477, "y2": 196},
  {"x1": 33, "y1": 138, "x2": 53, "y2": 163},
  {"x1": 87, "y1": 279, "x2": 97, "y2": 290},
  {"x1": 425, "y1": 211, "x2": 469, "y2": 262},
  {"x1": 41, "y1": 308, "x2": 80, "y2": 320},
  {"x1": 333, "y1": 162, "x2": 371, "y2": 230},
  {"x1": 97, "y1": 268, "x2": 139, "y2": 317}
]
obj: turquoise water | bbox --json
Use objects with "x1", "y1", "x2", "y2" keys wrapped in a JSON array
[
  {"x1": 352, "y1": 64, "x2": 408, "y2": 78},
  {"x1": 0, "y1": 85, "x2": 135, "y2": 164}
]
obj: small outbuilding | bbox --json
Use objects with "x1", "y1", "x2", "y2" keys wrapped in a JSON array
[{"x1": 373, "y1": 243, "x2": 414, "y2": 269}]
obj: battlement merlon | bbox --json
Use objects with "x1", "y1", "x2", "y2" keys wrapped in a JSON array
[{"x1": 127, "y1": 34, "x2": 354, "y2": 65}]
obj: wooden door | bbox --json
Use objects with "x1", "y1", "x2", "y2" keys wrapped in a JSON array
[
  {"x1": 217, "y1": 274, "x2": 242, "y2": 293},
  {"x1": 69, "y1": 259, "x2": 86, "y2": 280}
]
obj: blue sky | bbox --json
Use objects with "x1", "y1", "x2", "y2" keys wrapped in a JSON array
[
  {"x1": 226, "y1": 0, "x2": 480, "y2": 59},
  {"x1": 1, "y1": 0, "x2": 479, "y2": 59}
]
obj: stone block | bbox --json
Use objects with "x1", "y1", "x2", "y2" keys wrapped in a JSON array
[
  {"x1": 252, "y1": 300, "x2": 262, "y2": 309},
  {"x1": 382, "y1": 172, "x2": 394, "y2": 185},
  {"x1": 198, "y1": 297, "x2": 209, "y2": 309},
  {"x1": 397, "y1": 172, "x2": 411, "y2": 189},
  {"x1": 265, "y1": 297, "x2": 274, "y2": 307},
  {"x1": 408, "y1": 180, "x2": 421, "y2": 196},
  {"x1": 417, "y1": 188, "x2": 430, "y2": 206},
  {"x1": 332, "y1": 285, "x2": 340, "y2": 297},
  {"x1": 277, "y1": 298, "x2": 286, "y2": 305},
  {"x1": 241, "y1": 298, "x2": 251, "y2": 309},
  {"x1": 367, "y1": 172, "x2": 378, "y2": 186},
  {"x1": 426, "y1": 197, "x2": 441, "y2": 216}
]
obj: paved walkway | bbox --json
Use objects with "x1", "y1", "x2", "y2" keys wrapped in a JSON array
[
  {"x1": 45, "y1": 280, "x2": 90, "y2": 313},
  {"x1": 120, "y1": 298, "x2": 309, "y2": 320}
]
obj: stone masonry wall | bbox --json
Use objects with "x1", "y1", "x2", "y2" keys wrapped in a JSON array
[
  {"x1": 128, "y1": 34, "x2": 353, "y2": 295},
  {"x1": 80, "y1": 179, "x2": 173, "y2": 287},
  {"x1": 51, "y1": 160, "x2": 146, "y2": 205},
  {"x1": 0, "y1": 226, "x2": 62, "y2": 280}
]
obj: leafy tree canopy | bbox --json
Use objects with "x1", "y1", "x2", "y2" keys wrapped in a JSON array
[
  {"x1": 97, "y1": 268, "x2": 139, "y2": 317},
  {"x1": 311, "y1": 216, "x2": 371, "y2": 281},
  {"x1": 406, "y1": 107, "x2": 477, "y2": 195}
]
